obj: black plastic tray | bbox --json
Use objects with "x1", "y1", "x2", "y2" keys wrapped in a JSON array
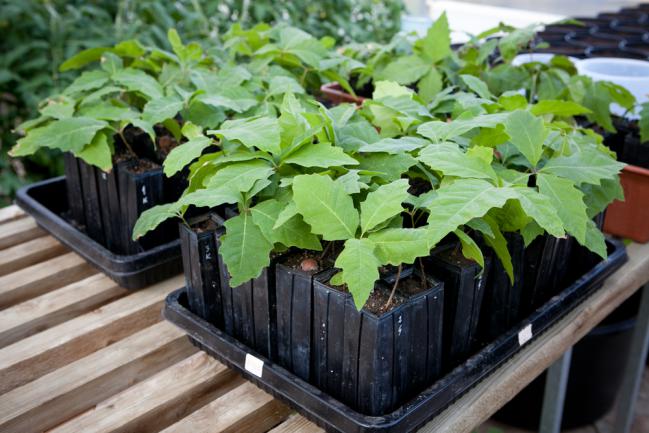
[
  {"x1": 16, "y1": 177, "x2": 182, "y2": 289},
  {"x1": 163, "y1": 239, "x2": 627, "y2": 433}
]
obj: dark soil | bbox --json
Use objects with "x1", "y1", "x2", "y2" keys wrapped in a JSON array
[
  {"x1": 349, "y1": 74, "x2": 374, "y2": 98},
  {"x1": 125, "y1": 158, "x2": 160, "y2": 174},
  {"x1": 192, "y1": 217, "x2": 219, "y2": 233},
  {"x1": 436, "y1": 244, "x2": 478, "y2": 267},
  {"x1": 281, "y1": 247, "x2": 337, "y2": 275},
  {"x1": 157, "y1": 134, "x2": 179, "y2": 158}
]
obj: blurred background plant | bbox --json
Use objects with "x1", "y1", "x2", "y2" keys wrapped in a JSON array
[{"x1": 0, "y1": 0, "x2": 404, "y2": 206}]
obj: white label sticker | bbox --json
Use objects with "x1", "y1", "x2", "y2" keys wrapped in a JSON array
[
  {"x1": 245, "y1": 353, "x2": 264, "y2": 378},
  {"x1": 518, "y1": 324, "x2": 533, "y2": 346}
]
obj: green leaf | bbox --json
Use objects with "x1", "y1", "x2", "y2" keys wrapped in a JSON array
[
  {"x1": 282, "y1": 142, "x2": 358, "y2": 168},
  {"x1": 77, "y1": 132, "x2": 112, "y2": 171},
  {"x1": 274, "y1": 201, "x2": 299, "y2": 229},
  {"x1": 197, "y1": 88, "x2": 258, "y2": 113},
  {"x1": 142, "y1": 96, "x2": 184, "y2": 125},
  {"x1": 220, "y1": 212, "x2": 273, "y2": 287},
  {"x1": 112, "y1": 68, "x2": 163, "y2": 100},
  {"x1": 513, "y1": 188, "x2": 565, "y2": 238},
  {"x1": 373, "y1": 81, "x2": 414, "y2": 99},
  {"x1": 163, "y1": 136, "x2": 212, "y2": 177},
  {"x1": 360, "y1": 179, "x2": 409, "y2": 233},
  {"x1": 178, "y1": 187, "x2": 240, "y2": 209},
  {"x1": 584, "y1": 219, "x2": 607, "y2": 259},
  {"x1": 426, "y1": 179, "x2": 517, "y2": 248},
  {"x1": 376, "y1": 56, "x2": 430, "y2": 85},
  {"x1": 418, "y1": 142, "x2": 497, "y2": 180},
  {"x1": 537, "y1": 173, "x2": 588, "y2": 244},
  {"x1": 417, "y1": 113, "x2": 510, "y2": 142},
  {"x1": 205, "y1": 160, "x2": 274, "y2": 195},
  {"x1": 292, "y1": 174, "x2": 359, "y2": 241},
  {"x1": 418, "y1": 68, "x2": 443, "y2": 103},
  {"x1": 581, "y1": 176, "x2": 625, "y2": 218},
  {"x1": 358, "y1": 137, "x2": 429, "y2": 154},
  {"x1": 540, "y1": 148, "x2": 625, "y2": 185},
  {"x1": 335, "y1": 238, "x2": 381, "y2": 310},
  {"x1": 336, "y1": 170, "x2": 367, "y2": 194},
  {"x1": 504, "y1": 110, "x2": 546, "y2": 167},
  {"x1": 460, "y1": 75, "x2": 494, "y2": 100},
  {"x1": 454, "y1": 230, "x2": 485, "y2": 268},
  {"x1": 40, "y1": 97, "x2": 75, "y2": 119},
  {"x1": 251, "y1": 199, "x2": 321, "y2": 250},
  {"x1": 77, "y1": 103, "x2": 135, "y2": 121},
  {"x1": 10, "y1": 117, "x2": 107, "y2": 157},
  {"x1": 530, "y1": 100, "x2": 592, "y2": 117},
  {"x1": 132, "y1": 203, "x2": 182, "y2": 240},
  {"x1": 521, "y1": 221, "x2": 545, "y2": 247},
  {"x1": 481, "y1": 216, "x2": 514, "y2": 282},
  {"x1": 268, "y1": 76, "x2": 304, "y2": 96},
  {"x1": 414, "y1": 12, "x2": 451, "y2": 62},
  {"x1": 357, "y1": 153, "x2": 417, "y2": 181},
  {"x1": 60, "y1": 47, "x2": 108, "y2": 71},
  {"x1": 65, "y1": 70, "x2": 110, "y2": 95},
  {"x1": 368, "y1": 228, "x2": 430, "y2": 265},
  {"x1": 209, "y1": 117, "x2": 281, "y2": 155}
]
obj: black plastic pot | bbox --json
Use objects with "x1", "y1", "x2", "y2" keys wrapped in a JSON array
[
  {"x1": 62, "y1": 153, "x2": 85, "y2": 226},
  {"x1": 495, "y1": 291, "x2": 641, "y2": 429},
  {"x1": 215, "y1": 236, "x2": 277, "y2": 360},
  {"x1": 311, "y1": 268, "x2": 445, "y2": 416},
  {"x1": 426, "y1": 244, "x2": 490, "y2": 369},
  {"x1": 78, "y1": 159, "x2": 106, "y2": 245},
  {"x1": 163, "y1": 239, "x2": 627, "y2": 433},
  {"x1": 275, "y1": 260, "x2": 319, "y2": 382},
  {"x1": 480, "y1": 233, "x2": 526, "y2": 343},
  {"x1": 16, "y1": 177, "x2": 182, "y2": 289},
  {"x1": 623, "y1": 132, "x2": 649, "y2": 170},
  {"x1": 179, "y1": 213, "x2": 225, "y2": 326}
]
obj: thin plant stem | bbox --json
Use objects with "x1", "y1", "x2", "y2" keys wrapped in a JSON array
[
  {"x1": 385, "y1": 264, "x2": 402, "y2": 310},
  {"x1": 419, "y1": 257, "x2": 426, "y2": 290},
  {"x1": 320, "y1": 241, "x2": 333, "y2": 261}
]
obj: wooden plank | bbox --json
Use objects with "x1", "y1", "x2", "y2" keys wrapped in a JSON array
[
  {"x1": 0, "y1": 251, "x2": 96, "y2": 309},
  {"x1": 268, "y1": 414, "x2": 324, "y2": 433},
  {"x1": 0, "y1": 322, "x2": 195, "y2": 433},
  {"x1": 49, "y1": 352, "x2": 242, "y2": 433},
  {"x1": 0, "y1": 205, "x2": 25, "y2": 224},
  {"x1": 0, "y1": 235, "x2": 67, "y2": 276},
  {"x1": 0, "y1": 273, "x2": 126, "y2": 348},
  {"x1": 0, "y1": 274, "x2": 183, "y2": 394},
  {"x1": 0, "y1": 217, "x2": 44, "y2": 250},
  {"x1": 161, "y1": 381, "x2": 290, "y2": 433},
  {"x1": 419, "y1": 241, "x2": 649, "y2": 433}
]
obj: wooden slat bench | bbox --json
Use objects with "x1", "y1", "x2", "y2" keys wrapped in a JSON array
[{"x1": 0, "y1": 203, "x2": 646, "y2": 433}]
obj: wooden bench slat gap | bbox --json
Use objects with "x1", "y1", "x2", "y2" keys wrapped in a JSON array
[
  {"x1": 0, "y1": 252, "x2": 96, "y2": 310},
  {"x1": 0, "y1": 274, "x2": 183, "y2": 394},
  {"x1": 0, "y1": 236, "x2": 68, "y2": 277},
  {"x1": 48, "y1": 351, "x2": 243, "y2": 433},
  {"x1": 160, "y1": 380, "x2": 291, "y2": 433},
  {"x1": 268, "y1": 414, "x2": 324, "y2": 433},
  {"x1": 0, "y1": 205, "x2": 26, "y2": 225},
  {"x1": 0, "y1": 322, "x2": 195, "y2": 433},
  {"x1": 0, "y1": 217, "x2": 45, "y2": 250},
  {"x1": 0, "y1": 273, "x2": 126, "y2": 348}
]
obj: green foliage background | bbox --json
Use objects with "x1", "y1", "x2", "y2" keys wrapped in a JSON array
[{"x1": 0, "y1": 0, "x2": 404, "y2": 205}]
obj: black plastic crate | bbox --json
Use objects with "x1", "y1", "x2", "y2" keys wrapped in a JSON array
[
  {"x1": 16, "y1": 177, "x2": 182, "y2": 289},
  {"x1": 163, "y1": 239, "x2": 627, "y2": 433}
]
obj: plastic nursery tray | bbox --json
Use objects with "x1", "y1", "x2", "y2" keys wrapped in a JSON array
[
  {"x1": 16, "y1": 177, "x2": 182, "y2": 289},
  {"x1": 163, "y1": 239, "x2": 627, "y2": 433}
]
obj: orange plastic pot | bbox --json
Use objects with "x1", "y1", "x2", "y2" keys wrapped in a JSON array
[
  {"x1": 604, "y1": 164, "x2": 649, "y2": 242},
  {"x1": 320, "y1": 82, "x2": 365, "y2": 106}
]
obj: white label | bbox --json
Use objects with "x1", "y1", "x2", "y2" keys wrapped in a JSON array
[
  {"x1": 244, "y1": 353, "x2": 264, "y2": 378},
  {"x1": 518, "y1": 324, "x2": 533, "y2": 346}
]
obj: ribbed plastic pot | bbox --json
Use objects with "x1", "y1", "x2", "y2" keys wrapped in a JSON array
[
  {"x1": 311, "y1": 268, "x2": 445, "y2": 416},
  {"x1": 604, "y1": 164, "x2": 649, "y2": 242}
]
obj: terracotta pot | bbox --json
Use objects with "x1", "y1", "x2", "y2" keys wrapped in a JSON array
[
  {"x1": 319, "y1": 82, "x2": 365, "y2": 106},
  {"x1": 604, "y1": 164, "x2": 649, "y2": 242}
]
